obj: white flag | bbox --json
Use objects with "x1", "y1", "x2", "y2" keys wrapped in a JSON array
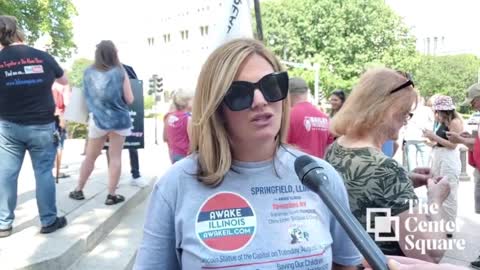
[{"x1": 213, "y1": 0, "x2": 254, "y2": 47}]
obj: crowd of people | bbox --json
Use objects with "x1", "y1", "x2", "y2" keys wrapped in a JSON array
[
  {"x1": 2, "y1": 14, "x2": 480, "y2": 270},
  {"x1": 134, "y1": 38, "x2": 480, "y2": 269},
  {"x1": 0, "y1": 16, "x2": 148, "y2": 238}
]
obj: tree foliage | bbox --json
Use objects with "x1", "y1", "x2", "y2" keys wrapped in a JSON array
[
  {"x1": 415, "y1": 54, "x2": 480, "y2": 105},
  {"x1": 0, "y1": 0, "x2": 77, "y2": 60},
  {"x1": 260, "y1": 0, "x2": 418, "y2": 95},
  {"x1": 68, "y1": 58, "x2": 92, "y2": 88}
]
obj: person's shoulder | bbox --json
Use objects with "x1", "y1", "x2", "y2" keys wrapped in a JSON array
[
  {"x1": 278, "y1": 146, "x2": 304, "y2": 161},
  {"x1": 29, "y1": 47, "x2": 56, "y2": 60},
  {"x1": 314, "y1": 109, "x2": 329, "y2": 120},
  {"x1": 373, "y1": 154, "x2": 408, "y2": 182},
  {"x1": 163, "y1": 112, "x2": 171, "y2": 121},
  {"x1": 12, "y1": 46, "x2": 54, "y2": 63},
  {"x1": 116, "y1": 65, "x2": 125, "y2": 72},
  {"x1": 451, "y1": 117, "x2": 463, "y2": 126},
  {"x1": 154, "y1": 155, "x2": 199, "y2": 191},
  {"x1": 278, "y1": 146, "x2": 336, "y2": 175},
  {"x1": 377, "y1": 155, "x2": 402, "y2": 168},
  {"x1": 297, "y1": 102, "x2": 328, "y2": 116},
  {"x1": 122, "y1": 63, "x2": 133, "y2": 70},
  {"x1": 304, "y1": 102, "x2": 328, "y2": 116},
  {"x1": 15, "y1": 44, "x2": 40, "y2": 54},
  {"x1": 84, "y1": 65, "x2": 94, "y2": 73},
  {"x1": 108, "y1": 66, "x2": 124, "y2": 75},
  {"x1": 83, "y1": 66, "x2": 96, "y2": 79},
  {"x1": 181, "y1": 111, "x2": 191, "y2": 118}
]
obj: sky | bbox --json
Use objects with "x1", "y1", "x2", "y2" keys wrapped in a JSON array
[
  {"x1": 71, "y1": 0, "x2": 150, "y2": 60},
  {"x1": 69, "y1": 0, "x2": 480, "y2": 64},
  {"x1": 385, "y1": 0, "x2": 480, "y2": 55}
]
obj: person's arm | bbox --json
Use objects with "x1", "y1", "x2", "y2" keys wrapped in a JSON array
[
  {"x1": 56, "y1": 73, "x2": 68, "y2": 85},
  {"x1": 45, "y1": 52, "x2": 68, "y2": 85},
  {"x1": 363, "y1": 256, "x2": 468, "y2": 270},
  {"x1": 133, "y1": 184, "x2": 179, "y2": 270},
  {"x1": 123, "y1": 72, "x2": 134, "y2": 105},
  {"x1": 408, "y1": 167, "x2": 431, "y2": 188},
  {"x1": 397, "y1": 177, "x2": 450, "y2": 263},
  {"x1": 122, "y1": 64, "x2": 138, "y2": 79},
  {"x1": 163, "y1": 114, "x2": 169, "y2": 143},
  {"x1": 373, "y1": 161, "x2": 449, "y2": 263},
  {"x1": 423, "y1": 119, "x2": 462, "y2": 149},
  {"x1": 62, "y1": 84, "x2": 72, "y2": 106},
  {"x1": 446, "y1": 131, "x2": 475, "y2": 150}
]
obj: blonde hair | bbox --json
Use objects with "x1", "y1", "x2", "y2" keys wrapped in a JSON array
[
  {"x1": 330, "y1": 68, "x2": 417, "y2": 137},
  {"x1": 426, "y1": 94, "x2": 440, "y2": 107},
  {"x1": 190, "y1": 38, "x2": 289, "y2": 186},
  {"x1": 172, "y1": 89, "x2": 193, "y2": 110}
]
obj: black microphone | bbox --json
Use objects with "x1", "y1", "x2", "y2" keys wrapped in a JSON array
[{"x1": 294, "y1": 155, "x2": 389, "y2": 270}]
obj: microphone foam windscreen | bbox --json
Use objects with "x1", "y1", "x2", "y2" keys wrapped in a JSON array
[{"x1": 294, "y1": 155, "x2": 315, "y2": 177}]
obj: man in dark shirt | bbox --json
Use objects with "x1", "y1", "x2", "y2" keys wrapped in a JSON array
[{"x1": 0, "y1": 16, "x2": 68, "y2": 237}]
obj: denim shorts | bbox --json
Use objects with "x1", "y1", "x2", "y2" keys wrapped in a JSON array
[{"x1": 88, "y1": 117, "x2": 131, "y2": 139}]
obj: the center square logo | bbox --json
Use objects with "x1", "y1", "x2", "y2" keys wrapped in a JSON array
[
  {"x1": 366, "y1": 199, "x2": 466, "y2": 255},
  {"x1": 366, "y1": 208, "x2": 400, "y2": 242}
]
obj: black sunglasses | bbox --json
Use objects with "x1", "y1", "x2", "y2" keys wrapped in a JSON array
[
  {"x1": 223, "y1": 71, "x2": 289, "y2": 111},
  {"x1": 390, "y1": 72, "x2": 415, "y2": 94}
]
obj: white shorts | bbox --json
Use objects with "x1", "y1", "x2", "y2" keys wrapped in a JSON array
[{"x1": 88, "y1": 116, "x2": 131, "y2": 139}]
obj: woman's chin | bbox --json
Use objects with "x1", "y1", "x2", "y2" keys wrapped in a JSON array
[{"x1": 245, "y1": 131, "x2": 278, "y2": 144}]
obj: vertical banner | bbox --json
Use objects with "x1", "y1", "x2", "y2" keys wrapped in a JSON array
[
  {"x1": 213, "y1": 0, "x2": 254, "y2": 47},
  {"x1": 125, "y1": 79, "x2": 145, "y2": 149},
  {"x1": 104, "y1": 79, "x2": 144, "y2": 149}
]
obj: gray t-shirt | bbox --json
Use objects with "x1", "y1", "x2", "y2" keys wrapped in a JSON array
[{"x1": 134, "y1": 146, "x2": 361, "y2": 269}]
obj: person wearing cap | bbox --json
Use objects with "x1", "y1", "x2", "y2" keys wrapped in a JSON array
[
  {"x1": 445, "y1": 83, "x2": 480, "y2": 269},
  {"x1": 422, "y1": 95, "x2": 463, "y2": 237},
  {"x1": 287, "y1": 77, "x2": 333, "y2": 158}
]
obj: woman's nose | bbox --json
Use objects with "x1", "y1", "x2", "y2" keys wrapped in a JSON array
[{"x1": 251, "y1": 89, "x2": 267, "y2": 109}]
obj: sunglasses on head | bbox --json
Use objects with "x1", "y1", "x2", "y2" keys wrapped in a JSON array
[
  {"x1": 390, "y1": 71, "x2": 415, "y2": 94},
  {"x1": 223, "y1": 71, "x2": 289, "y2": 111}
]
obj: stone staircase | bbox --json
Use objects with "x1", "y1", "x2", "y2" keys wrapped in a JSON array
[{"x1": 0, "y1": 135, "x2": 170, "y2": 270}]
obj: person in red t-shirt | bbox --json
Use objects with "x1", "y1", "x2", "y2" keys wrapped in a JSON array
[
  {"x1": 445, "y1": 83, "x2": 480, "y2": 269},
  {"x1": 287, "y1": 77, "x2": 333, "y2": 158},
  {"x1": 52, "y1": 82, "x2": 71, "y2": 180}
]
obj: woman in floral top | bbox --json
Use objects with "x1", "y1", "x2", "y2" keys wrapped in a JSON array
[{"x1": 325, "y1": 68, "x2": 450, "y2": 263}]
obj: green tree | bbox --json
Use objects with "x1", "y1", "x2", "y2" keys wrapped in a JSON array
[
  {"x1": 68, "y1": 58, "x2": 92, "y2": 88},
  {"x1": 415, "y1": 54, "x2": 480, "y2": 105},
  {"x1": 0, "y1": 0, "x2": 77, "y2": 60},
  {"x1": 260, "y1": 0, "x2": 418, "y2": 95}
]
